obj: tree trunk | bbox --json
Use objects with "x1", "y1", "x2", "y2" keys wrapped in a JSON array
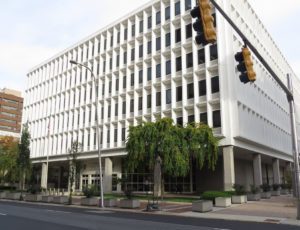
[{"x1": 153, "y1": 156, "x2": 162, "y2": 198}]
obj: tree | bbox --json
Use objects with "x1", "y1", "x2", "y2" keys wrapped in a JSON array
[
  {"x1": 125, "y1": 118, "x2": 219, "y2": 196},
  {"x1": 67, "y1": 140, "x2": 83, "y2": 204},
  {"x1": 17, "y1": 123, "x2": 31, "y2": 190}
]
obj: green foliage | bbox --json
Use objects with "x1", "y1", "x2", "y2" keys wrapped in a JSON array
[
  {"x1": 260, "y1": 183, "x2": 271, "y2": 192},
  {"x1": 280, "y1": 183, "x2": 288, "y2": 189},
  {"x1": 117, "y1": 176, "x2": 134, "y2": 200},
  {"x1": 250, "y1": 184, "x2": 260, "y2": 194},
  {"x1": 200, "y1": 191, "x2": 231, "y2": 201},
  {"x1": 272, "y1": 184, "x2": 280, "y2": 191},
  {"x1": 82, "y1": 185, "x2": 100, "y2": 198},
  {"x1": 233, "y1": 184, "x2": 246, "y2": 195}
]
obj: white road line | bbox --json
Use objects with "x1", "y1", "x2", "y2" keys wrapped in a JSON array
[
  {"x1": 0, "y1": 213, "x2": 7, "y2": 216},
  {"x1": 46, "y1": 209, "x2": 71, "y2": 214}
]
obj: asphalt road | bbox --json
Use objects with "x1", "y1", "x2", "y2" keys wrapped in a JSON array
[{"x1": 0, "y1": 201, "x2": 298, "y2": 230}]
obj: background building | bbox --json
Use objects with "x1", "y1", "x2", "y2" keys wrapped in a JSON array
[
  {"x1": 0, "y1": 88, "x2": 23, "y2": 139},
  {"x1": 23, "y1": 0, "x2": 300, "y2": 193}
]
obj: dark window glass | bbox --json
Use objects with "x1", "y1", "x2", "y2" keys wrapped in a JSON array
[
  {"x1": 186, "y1": 23, "x2": 192, "y2": 39},
  {"x1": 177, "y1": 117, "x2": 183, "y2": 126},
  {"x1": 114, "y1": 129, "x2": 117, "y2": 142},
  {"x1": 156, "y1": 64, "x2": 161, "y2": 78},
  {"x1": 102, "y1": 84, "x2": 105, "y2": 95},
  {"x1": 122, "y1": 101, "x2": 126, "y2": 114},
  {"x1": 147, "y1": 41, "x2": 152, "y2": 54},
  {"x1": 109, "y1": 58, "x2": 112, "y2": 70},
  {"x1": 139, "y1": 70, "x2": 143, "y2": 84},
  {"x1": 116, "y1": 79, "x2": 119, "y2": 91},
  {"x1": 115, "y1": 103, "x2": 118, "y2": 116},
  {"x1": 176, "y1": 56, "x2": 182, "y2": 72},
  {"x1": 116, "y1": 55, "x2": 120, "y2": 67},
  {"x1": 108, "y1": 105, "x2": 111, "y2": 118},
  {"x1": 186, "y1": 52, "x2": 193, "y2": 68},
  {"x1": 98, "y1": 42, "x2": 100, "y2": 53},
  {"x1": 176, "y1": 86, "x2": 182, "y2": 102},
  {"x1": 103, "y1": 61, "x2": 106, "y2": 73},
  {"x1": 124, "y1": 28, "x2": 128, "y2": 40},
  {"x1": 110, "y1": 36, "x2": 113, "y2": 47},
  {"x1": 165, "y1": 6, "x2": 170, "y2": 20},
  {"x1": 200, "y1": 112, "x2": 207, "y2": 124},
  {"x1": 165, "y1": 33, "x2": 171, "y2": 47},
  {"x1": 211, "y1": 76, "x2": 220, "y2": 93},
  {"x1": 175, "y1": 28, "x2": 181, "y2": 43},
  {"x1": 123, "y1": 76, "x2": 126, "y2": 89},
  {"x1": 107, "y1": 130, "x2": 110, "y2": 143},
  {"x1": 188, "y1": 115, "x2": 195, "y2": 124},
  {"x1": 147, "y1": 67, "x2": 152, "y2": 81},
  {"x1": 185, "y1": 0, "x2": 191, "y2": 11},
  {"x1": 187, "y1": 83, "x2": 194, "y2": 99},
  {"x1": 124, "y1": 51, "x2": 127, "y2": 64},
  {"x1": 122, "y1": 128, "x2": 126, "y2": 141},
  {"x1": 166, "y1": 89, "x2": 171, "y2": 104},
  {"x1": 199, "y1": 80, "x2": 206, "y2": 96},
  {"x1": 156, "y1": 92, "x2": 161, "y2": 106},
  {"x1": 213, "y1": 110, "x2": 221, "y2": 127},
  {"x1": 132, "y1": 24, "x2": 135, "y2": 37},
  {"x1": 198, "y1": 49, "x2": 205, "y2": 64},
  {"x1": 101, "y1": 131, "x2": 103, "y2": 144},
  {"x1": 117, "y1": 32, "x2": 120, "y2": 43},
  {"x1": 166, "y1": 60, "x2": 171, "y2": 75},
  {"x1": 130, "y1": 99, "x2": 134, "y2": 112},
  {"x1": 109, "y1": 81, "x2": 112, "y2": 93},
  {"x1": 131, "y1": 48, "x2": 135, "y2": 61},
  {"x1": 139, "y1": 20, "x2": 143, "y2": 33},
  {"x1": 138, "y1": 97, "x2": 142, "y2": 110},
  {"x1": 147, "y1": 94, "x2": 151, "y2": 108},
  {"x1": 156, "y1": 37, "x2": 161, "y2": 51},
  {"x1": 148, "y1": 16, "x2": 152, "y2": 29},
  {"x1": 101, "y1": 107, "x2": 104, "y2": 119},
  {"x1": 210, "y1": 45, "x2": 218, "y2": 60},
  {"x1": 139, "y1": 45, "x2": 143, "y2": 58},
  {"x1": 104, "y1": 39, "x2": 107, "y2": 50},
  {"x1": 175, "y1": 1, "x2": 181, "y2": 16},
  {"x1": 131, "y1": 73, "x2": 134, "y2": 86},
  {"x1": 156, "y1": 11, "x2": 161, "y2": 25}
]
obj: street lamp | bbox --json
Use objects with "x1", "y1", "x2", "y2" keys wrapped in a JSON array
[{"x1": 70, "y1": 60, "x2": 104, "y2": 208}]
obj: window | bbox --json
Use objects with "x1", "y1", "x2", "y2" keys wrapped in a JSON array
[
  {"x1": 175, "y1": 28, "x2": 181, "y2": 43},
  {"x1": 199, "y1": 80, "x2": 206, "y2": 96},
  {"x1": 147, "y1": 67, "x2": 152, "y2": 81},
  {"x1": 138, "y1": 97, "x2": 142, "y2": 110},
  {"x1": 139, "y1": 20, "x2": 143, "y2": 33},
  {"x1": 166, "y1": 89, "x2": 171, "y2": 104},
  {"x1": 110, "y1": 35, "x2": 113, "y2": 47},
  {"x1": 211, "y1": 76, "x2": 220, "y2": 93},
  {"x1": 176, "y1": 56, "x2": 182, "y2": 72},
  {"x1": 148, "y1": 16, "x2": 152, "y2": 29},
  {"x1": 188, "y1": 115, "x2": 195, "y2": 124},
  {"x1": 213, "y1": 110, "x2": 221, "y2": 127},
  {"x1": 131, "y1": 73, "x2": 134, "y2": 86},
  {"x1": 177, "y1": 117, "x2": 183, "y2": 126},
  {"x1": 109, "y1": 81, "x2": 112, "y2": 93},
  {"x1": 117, "y1": 32, "x2": 120, "y2": 43},
  {"x1": 165, "y1": 6, "x2": 170, "y2": 20},
  {"x1": 186, "y1": 23, "x2": 192, "y2": 39},
  {"x1": 132, "y1": 24, "x2": 135, "y2": 37},
  {"x1": 198, "y1": 49, "x2": 205, "y2": 64},
  {"x1": 115, "y1": 103, "x2": 118, "y2": 116},
  {"x1": 175, "y1": 1, "x2": 181, "y2": 16},
  {"x1": 107, "y1": 130, "x2": 110, "y2": 143},
  {"x1": 166, "y1": 60, "x2": 171, "y2": 75},
  {"x1": 147, "y1": 94, "x2": 151, "y2": 108},
  {"x1": 130, "y1": 99, "x2": 134, "y2": 112},
  {"x1": 176, "y1": 86, "x2": 182, "y2": 102},
  {"x1": 114, "y1": 129, "x2": 117, "y2": 142},
  {"x1": 123, "y1": 76, "x2": 126, "y2": 89},
  {"x1": 101, "y1": 132, "x2": 103, "y2": 144},
  {"x1": 185, "y1": 0, "x2": 191, "y2": 11},
  {"x1": 101, "y1": 107, "x2": 104, "y2": 119},
  {"x1": 139, "y1": 70, "x2": 143, "y2": 84},
  {"x1": 116, "y1": 55, "x2": 120, "y2": 67},
  {"x1": 139, "y1": 45, "x2": 143, "y2": 58},
  {"x1": 109, "y1": 58, "x2": 112, "y2": 70},
  {"x1": 156, "y1": 11, "x2": 161, "y2": 25},
  {"x1": 186, "y1": 52, "x2": 193, "y2": 68},
  {"x1": 200, "y1": 112, "x2": 207, "y2": 124},
  {"x1": 187, "y1": 83, "x2": 194, "y2": 99},
  {"x1": 156, "y1": 92, "x2": 161, "y2": 106},
  {"x1": 210, "y1": 45, "x2": 218, "y2": 60},
  {"x1": 122, "y1": 101, "x2": 126, "y2": 114},
  {"x1": 147, "y1": 41, "x2": 152, "y2": 54},
  {"x1": 131, "y1": 48, "x2": 135, "y2": 61},
  {"x1": 165, "y1": 33, "x2": 171, "y2": 47},
  {"x1": 108, "y1": 105, "x2": 111, "y2": 118},
  {"x1": 124, "y1": 28, "x2": 128, "y2": 40},
  {"x1": 156, "y1": 37, "x2": 161, "y2": 51},
  {"x1": 122, "y1": 128, "x2": 126, "y2": 141},
  {"x1": 124, "y1": 51, "x2": 127, "y2": 64},
  {"x1": 116, "y1": 79, "x2": 119, "y2": 91},
  {"x1": 156, "y1": 64, "x2": 161, "y2": 78}
]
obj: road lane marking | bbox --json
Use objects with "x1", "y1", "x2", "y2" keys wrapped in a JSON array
[
  {"x1": 85, "y1": 210, "x2": 113, "y2": 214},
  {"x1": 46, "y1": 209, "x2": 71, "y2": 214},
  {"x1": 0, "y1": 213, "x2": 7, "y2": 216}
]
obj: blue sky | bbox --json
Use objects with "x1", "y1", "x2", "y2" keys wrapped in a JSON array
[{"x1": 0, "y1": 0, "x2": 299, "y2": 94}]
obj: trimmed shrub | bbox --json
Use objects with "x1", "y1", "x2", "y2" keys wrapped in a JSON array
[
  {"x1": 281, "y1": 183, "x2": 288, "y2": 189},
  {"x1": 260, "y1": 183, "x2": 271, "y2": 192},
  {"x1": 233, "y1": 184, "x2": 246, "y2": 195},
  {"x1": 82, "y1": 185, "x2": 100, "y2": 198},
  {"x1": 250, "y1": 185, "x2": 260, "y2": 194},
  {"x1": 201, "y1": 191, "x2": 231, "y2": 202},
  {"x1": 272, "y1": 184, "x2": 280, "y2": 191}
]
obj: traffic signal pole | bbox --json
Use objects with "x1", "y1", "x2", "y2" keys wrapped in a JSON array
[{"x1": 207, "y1": 0, "x2": 300, "y2": 219}]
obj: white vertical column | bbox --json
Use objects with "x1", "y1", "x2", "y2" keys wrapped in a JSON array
[
  {"x1": 273, "y1": 158, "x2": 281, "y2": 185},
  {"x1": 253, "y1": 154, "x2": 263, "y2": 186},
  {"x1": 223, "y1": 146, "x2": 235, "y2": 191}
]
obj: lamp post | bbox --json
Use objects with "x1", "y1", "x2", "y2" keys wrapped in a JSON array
[{"x1": 70, "y1": 60, "x2": 104, "y2": 208}]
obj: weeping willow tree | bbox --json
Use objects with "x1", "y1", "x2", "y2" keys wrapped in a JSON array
[{"x1": 125, "y1": 118, "x2": 219, "y2": 196}]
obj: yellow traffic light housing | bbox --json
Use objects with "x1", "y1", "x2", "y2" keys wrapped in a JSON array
[
  {"x1": 199, "y1": 0, "x2": 216, "y2": 43},
  {"x1": 242, "y1": 47, "x2": 256, "y2": 82}
]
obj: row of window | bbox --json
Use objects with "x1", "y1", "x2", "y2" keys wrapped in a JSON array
[
  {"x1": 0, "y1": 125, "x2": 18, "y2": 131},
  {"x1": 0, "y1": 105, "x2": 19, "y2": 111},
  {"x1": 1, "y1": 111, "x2": 20, "y2": 118}
]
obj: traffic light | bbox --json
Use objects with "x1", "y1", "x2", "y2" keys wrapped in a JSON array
[
  {"x1": 235, "y1": 47, "x2": 256, "y2": 83},
  {"x1": 190, "y1": 0, "x2": 216, "y2": 46}
]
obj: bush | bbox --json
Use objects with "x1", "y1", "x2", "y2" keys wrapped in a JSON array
[
  {"x1": 0, "y1": 186, "x2": 16, "y2": 191},
  {"x1": 287, "y1": 183, "x2": 292, "y2": 191},
  {"x1": 233, "y1": 184, "x2": 246, "y2": 195},
  {"x1": 260, "y1": 183, "x2": 271, "y2": 192},
  {"x1": 281, "y1": 183, "x2": 288, "y2": 189},
  {"x1": 82, "y1": 185, "x2": 100, "y2": 198},
  {"x1": 272, "y1": 184, "x2": 280, "y2": 191},
  {"x1": 250, "y1": 185, "x2": 260, "y2": 194},
  {"x1": 201, "y1": 191, "x2": 231, "y2": 202}
]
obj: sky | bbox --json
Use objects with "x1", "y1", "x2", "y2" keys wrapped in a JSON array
[{"x1": 0, "y1": 0, "x2": 299, "y2": 95}]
